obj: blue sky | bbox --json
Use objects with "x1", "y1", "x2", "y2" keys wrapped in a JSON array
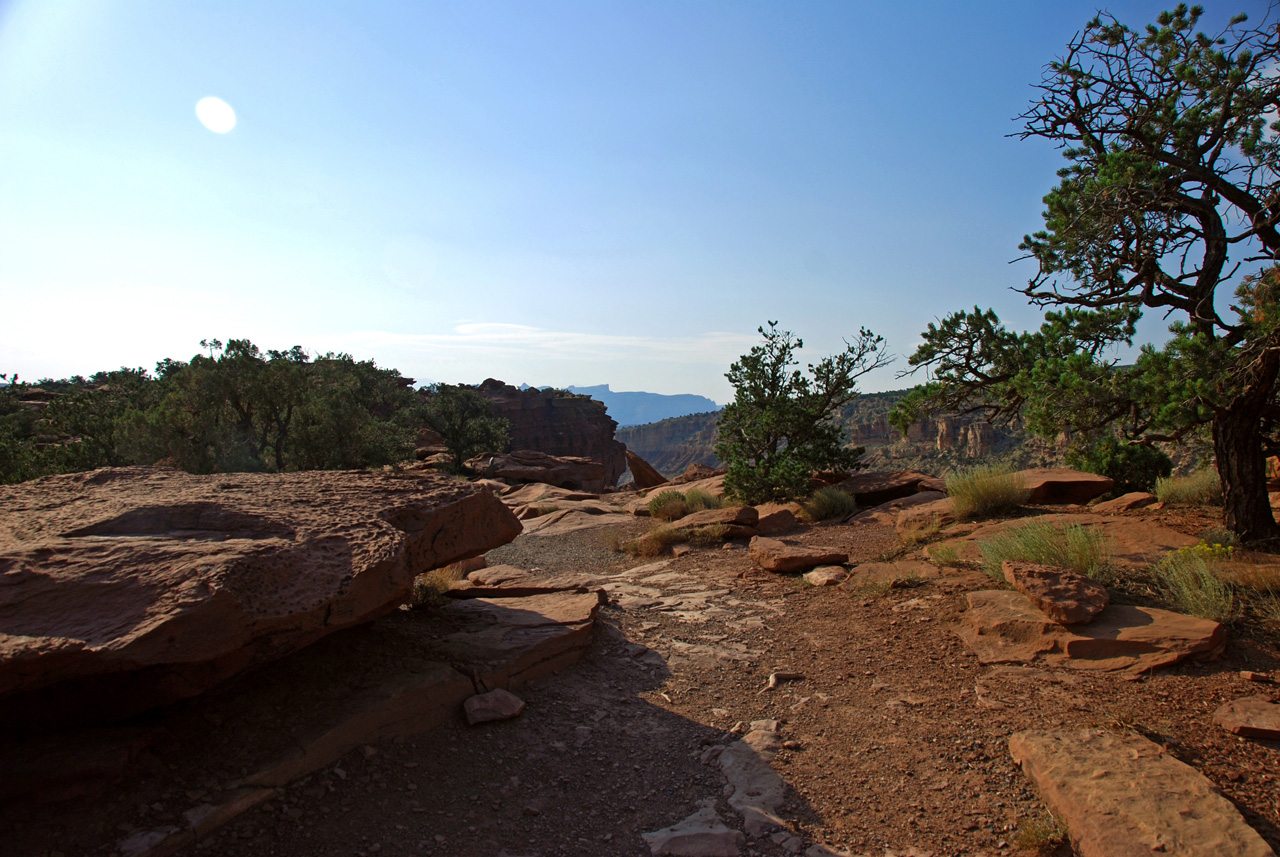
[{"x1": 1, "y1": 1, "x2": 1270, "y2": 402}]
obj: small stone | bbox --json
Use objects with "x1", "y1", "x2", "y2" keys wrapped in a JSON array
[
  {"x1": 672, "y1": 545, "x2": 692, "y2": 558},
  {"x1": 1240, "y1": 670, "x2": 1274, "y2": 684},
  {"x1": 803, "y1": 566, "x2": 847, "y2": 587},
  {"x1": 464, "y1": 688, "x2": 526, "y2": 725}
]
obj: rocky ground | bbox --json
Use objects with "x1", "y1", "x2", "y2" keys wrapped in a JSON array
[{"x1": 6, "y1": 503, "x2": 1280, "y2": 857}]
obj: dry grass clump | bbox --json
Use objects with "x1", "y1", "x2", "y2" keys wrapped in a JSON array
[
  {"x1": 1012, "y1": 812, "x2": 1067, "y2": 856},
  {"x1": 977, "y1": 519, "x2": 1112, "y2": 582},
  {"x1": 1226, "y1": 561, "x2": 1280, "y2": 625},
  {"x1": 648, "y1": 487, "x2": 725, "y2": 522},
  {"x1": 1151, "y1": 543, "x2": 1238, "y2": 622},
  {"x1": 946, "y1": 463, "x2": 1030, "y2": 520},
  {"x1": 899, "y1": 517, "x2": 942, "y2": 546},
  {"x1": 799, "y1": 486, "x2": 860, "y2": 522},
  {"x1": 1154, "y1": 469, "x2": 1223, "y2": 506},
  {"x1": 410, "y1": 563, "x2": 468, "y2": 608},
  {"x1": 926, "y1": 542, "x2": 963, "y2": 567}
]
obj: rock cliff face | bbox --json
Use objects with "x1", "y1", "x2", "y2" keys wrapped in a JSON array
[{"x1": 476, "y1": 380, "x2": 627, "y2": 488}]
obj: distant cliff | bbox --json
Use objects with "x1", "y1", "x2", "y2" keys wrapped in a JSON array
[
  {"x1": 566, "y1": 385, "x2": 719, "y2": 427},
  {"x1": 615, "y1": 388, "x2": 1065, "y2": 478},
  {"x1": 616, "y1": 411, "x2": 721, "y2": 477},
  {"x1": 476, "y1": 380, "x2": 628, "y2": 487}
]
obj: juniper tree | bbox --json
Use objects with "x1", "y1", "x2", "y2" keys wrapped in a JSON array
[{"x1": 894, "y1": 5, "x2": 1280, "y2": 542}]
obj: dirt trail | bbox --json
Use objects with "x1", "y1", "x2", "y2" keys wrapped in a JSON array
[{"x1": 8, "y1": 514, "x2": 1280, "y2": 857}]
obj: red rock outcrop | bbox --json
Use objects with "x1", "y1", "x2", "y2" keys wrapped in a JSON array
[
  {"x1": 466, "y1": 449, "x2": 608, "y2": 492},
  {"x1": 0, "y1": 466, "x2": 522, "y2": 728},
  {"x1": 476, "y1": 380, "x2": 627, "y2": 487},
  {"x1": 625, "y1": 450, "x2": 668, "y2": 490}
]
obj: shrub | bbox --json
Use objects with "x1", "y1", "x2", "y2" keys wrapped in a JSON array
[
  {"x1": 1066, "y1": 435, "x2": 1172, "y2": 495},
  {"x1": 947, "y1": 463, "x2": 1030, "y2": 520},
  {"x1": 1151, "y1": 543, "x2": 1237, "y2": 622},
  {"x1": 800, "y1": 486, "x2": 860, "y2": 522},
  {"x1": 648, "y1": 490, "x2": 690, "y2": 522},
  {"x1": 978, "y1": 519, "x2": 1112, "y2": 581},
  {"x1": 1155, "y1": 469, "x2": 1223, "y2": 506},
  {"x1": 682, "y1": 488, "x2": 726, "y2": 513}
]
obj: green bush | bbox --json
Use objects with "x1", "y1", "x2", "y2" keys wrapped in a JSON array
[
  {"x1": 1151, "y1": 544, "x2": 1238, "y2": 622},
  {"x1": 947, "y1": 464, "x2": 1030, "y2": 520},
  {"x1": 1155, "y1": 469, "x2": 1223, "y2": 506},
  {"x1": 1066, "y1": 435, "x2": 1172, "y2": 495},
  {"x1": 800, "y1": 486, "x2": 860, "y2": 521},
  {"x1": 978, "y1": 519, "x2": 1112, "y2": 581}
]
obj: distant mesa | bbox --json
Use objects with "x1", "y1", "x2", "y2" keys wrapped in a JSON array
[{"x1": 565, "y1": 385, "x2": 718, "y2": 428}]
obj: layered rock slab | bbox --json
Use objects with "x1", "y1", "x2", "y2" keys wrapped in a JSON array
[
  {"x1": 1009, "y1": 728, "x2": 1274, "y2": 857},
  {"x1": 1017, "y1": 467, "x2": 1113, "y2": 505},
  {"x1": 1001, "y1": 561, "x2": 1109, "y2": 624},
  {"x1": 749, "y1": 537, "x2": 848, "y2": 573},
  {"x1": 958, "y1": 591, "x2": 1225, "y2": 676},
  {"x1": 1214, "y1": 696, "x2": 1280, "y2": 740},
  {"x1": 0, "y1": 467, "x2": 522, "y2": 727}
]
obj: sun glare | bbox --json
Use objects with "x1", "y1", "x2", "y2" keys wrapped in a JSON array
[{"x1": 195, "y1": 96, "x2": 236, "y2": 133}]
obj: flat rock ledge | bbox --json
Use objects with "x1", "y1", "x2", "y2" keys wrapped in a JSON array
[
  {"x1": 749, "y1": 537, "x2": 848, "y2": 574},
  {"x1": 642, "y1": 800, "x2": 745, "y2": 857},
  {"x1": 1213, "y1": 696, "x2": 1280, "y2": 740},
  {"x1": 1009, "y1": 728, "x2": 1274, "y2": 857},
  {"x1": 958, "y1": 590, "x2": 1225, "y2": 676},
  {"x1": 0, "y1": 466, "x2": 523, "y2": 729}
]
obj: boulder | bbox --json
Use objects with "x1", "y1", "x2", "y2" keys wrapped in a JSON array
[
  {"x1": 463, "y1": 688, "x2": 526, "y2": 725},
  {"x1": 1009, "y1": 728, "x2": 1274, "y2": 857},
  {"x1": 1018, "y1": 467, "x2": 1114, "y2": 505},
  {"x1": 1001, "y1": 561, "x2": 1109, "y2": 625},
  {"x1": 1213, "y1": 696, "x2": 1280, "y2": 740},
  {"x1": 803, "y1": 567, "x2": 847, "y2": 587},
  {"x1": 830, "y1": 470, "x2": 934, "y2": 506},
  {"x1": 475, "y1": 379, "x2": 627, "y2": 488},
  {"x1": 466, "y1": 449, "x2": 608, "y2": 492},
  {"x1": 625, "y1": 450, "x2": 668, "y2": 490},
  {"x1": 1091, "y1": 491, "x2": 1158, "y2": 513},
  {"x1": 749, "y1": 537, "x2": 848, "y2": 573},
  {"x1": 958, "y1": 590, "x2": 1225, "y2": 676},
  {"x1": 0, "y1": 467, "x2": 522, "y2": 729},
  {"x1": 752, "y1": 503, "x2": 803, "y2": 535}
]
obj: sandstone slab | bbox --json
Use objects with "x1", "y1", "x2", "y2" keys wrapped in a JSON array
[
  {"x1": 840, "y1": 560, "x2": 939, "y2": 590},
  {"x1": 432, "y1": 591, "x2": 603, "y2": 687},
  {"x1": 803, "y1": 566, "x2": 847, "y2": 587},
  {"x1": 448, "y1": 565, "x2": 599, "y2": 598},
  {"x1": 1018, "y1": 467, "x2": 1114, "y2": 505},
  {"x1": 831, "y1": 470, "x2": 933, "y2": 506},
  {"x1": 1091, "y1": 491, "x2": 1158, "y2": 513},
  {"x1": 894, "y1": 497, "x2": 955, "y2": 536},
  {"x1": 674, "y1": 506, "x2": 759, "y2": 530},
  {"x1": 520, "y1": 508, "x2": 630, "y2": 536},
  {"x1": 1213, "y1": 696, "x2": 1280, "y2": 740},
  {"x1": 958, "y1": 590, "x2": 1225, "y2": 676},
  {"x1": 719, "y1": 726, "x2": 788, "y2": 837},
  {"x1": 626, "y1": 450, "x2": 669, "y2": 490},
  {"x1": 464, "y1": 688, "x2": 526, "y2": 725},
  {"x1": 500, "y1": 483, "x2": 601, "y2": 505},
  {"x1": 1001, "y1": 561, "x2": 1109, "y2": 624},
  {"x1": 467, "y1": 449, "x2": 609, "y2": 492},
  {"x1": 958, "y1": 513, "x2": 1197, "y2": 567},
  {"x1": 1009, "y1": 728, "x2": 1274, "y2": 857},
  {"x1": 642, "y1": 801, "x2": 745, "y2": 856},
  {"x1": 753, "y1": 504, "x2": 802, "y2": 535},
  {"x1": 749, "y1": 537, "x2": 848, "y2": 573},
  {"x1": 0, "y1": 467, "x2": 522, "y2": 728}
]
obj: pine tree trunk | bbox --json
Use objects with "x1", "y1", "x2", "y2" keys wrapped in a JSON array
[{"x1": 1212, "y1": 404, "x2": 1280, "y2": 544}]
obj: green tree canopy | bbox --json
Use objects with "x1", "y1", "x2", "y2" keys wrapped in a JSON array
[
  {"x1": 893, "y1": 5, "x2": 1280, "y2": 541},
  {"x1": 716, "y1": 322, "x2": 889, "y2": 504},
  {"x1": 417, "y1": 383, "x2": 510, "y2": 473}
]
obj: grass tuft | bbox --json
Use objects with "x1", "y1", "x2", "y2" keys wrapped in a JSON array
[
  {"x1": 410, "y1": 563, "x2": 467, "y2": 609},
  {"x1": 1151, "y1": 543, "x2": 1238, "y2": 622},
  {"x1": 683, "y1": 488, "x2": 726, "y2": 512},
  {"x1": 927, "y1": 542, "x2": 963, "y2": 567},
  {"x1": 799, "y1": 486, "x2": 860, "y2": 522},
  {"x1": 1154, "y1": 469, "x2": 1223, "y2": 506},
  {"x1": 946, "y1": 463, "x2": 1030, "y2": 520},
  {"x1": 1012, "y1": 812, "x2": 1067, "y2": 855},
  {"x1": 977, "y1": 519, "x2": 1112, "y2": 582}
]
